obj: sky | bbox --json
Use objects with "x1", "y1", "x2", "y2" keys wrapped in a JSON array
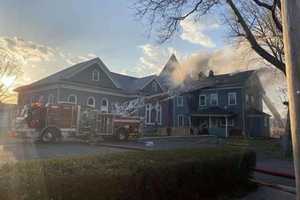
[
  {"x1": 0, "y1": 0, "x2": 287, "y2": 117},
  {"x1": 0, "y1": 0, "x2": 226, "y2": 84}
]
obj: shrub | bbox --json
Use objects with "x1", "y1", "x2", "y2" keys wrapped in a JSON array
[{"x1": 0, "y1": 148, "x2": 256, "y2": 200}]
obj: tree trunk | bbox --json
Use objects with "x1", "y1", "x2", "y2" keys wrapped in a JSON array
[{"x1": 281, "y1": 1, "x2": 300, "y2": 199}]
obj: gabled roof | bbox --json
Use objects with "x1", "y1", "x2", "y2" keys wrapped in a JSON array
[
  {"x1": 110, "y1": 72, "x2": 156, "y2": 92},
  {"x1": 158, "y1": 54, "x2": 180, "y2": 90},
  {"x1": 15, "y1": 57, "x2": 161, "y2": 94}
]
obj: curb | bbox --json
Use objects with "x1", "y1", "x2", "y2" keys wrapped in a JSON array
[
  {"x1": 97, "y1": 143, "x2": 147, "y2": 151},
  {"x1": 251, "y1": 179, "x2": 296, "y2": 194},
  {"x1": 254, "y1": 168, "x2": 295, "y2": 180}
]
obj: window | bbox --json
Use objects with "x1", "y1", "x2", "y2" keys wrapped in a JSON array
[
  {"x1": 176, "y1": 96, "x2": 184, "y2": 107},
  {"x1": 245, "y1": 94, "x2": 249, "y2": 104},
  {"x1": 68, "y1": 95, "x2": 77, "y2": 104},
  {"x1": 145, "y1": 104, "x2": 151, "y2": 124},
  {"x1": 152, "y1": 81, "x2": 157, "y2": 92},
  {"x1": 101, "y1": 98, "x2": 109, "y2": 112},
  {"x1": 156, "y1": 102, "x2": 162, "y2": 125},
  {"x1": 210, "y1": 93, "x2": 218, "y2": 106},
  {"x1": 178, "y1": 115, "x2": 184, "y2": 127},
  {"x1": 87, "y1": 96, "x2": 95, "y2": 107},
  {"x1": 228, "y1": 92, "x2": 237, "y2": 105},
  {"x1": 199, "y1": 95, "x2": 206, "y2": 106},
  {"x1": 48, "y1": 94, "x2": 55, "y2": 104},
  {"x1": 92, "y1": 70, "x2": 100, "y2": 81},
  {"x1": 145, "y1": 102, "x2": 162, "y2": 125}
]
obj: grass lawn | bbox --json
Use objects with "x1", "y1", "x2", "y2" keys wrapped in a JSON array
[{"x1": 223, "y1": 137, "x2": 293, "y2": 160}]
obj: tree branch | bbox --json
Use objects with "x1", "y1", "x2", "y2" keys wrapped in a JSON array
[{"x1": 226, "y1": 0, "x2": 285, "y2": 73}]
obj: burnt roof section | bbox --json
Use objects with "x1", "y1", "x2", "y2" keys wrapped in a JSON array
[{"x1": 179, "y1": 70, "x2": 256, "y2": 94}]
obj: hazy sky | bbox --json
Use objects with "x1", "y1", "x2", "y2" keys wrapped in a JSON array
[{"x1": 0, "y1": 0, "x2": 227, "y2": 85}]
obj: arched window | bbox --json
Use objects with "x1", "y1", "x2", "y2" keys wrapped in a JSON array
[
  {"x1": 156, "y1": 102, "x2": 162, "y2": 125},
  {"x1": 152, "y1": 81, "x2": 157, "y2": 92},
  {"x1": 92, "y1": 70, "x2": 100, "y2": 81},
  {"x1": 48, "y1": 94, "x2": 55, "y2": 104},
  {"x1": 87, "y1": 96, "x2": 95, "y2": 107},
  {"x1": 101, "y1": 98, "x2": 108, "y2": 112},
  {"x1": 68, "y1": 94, "x2": 77, "y2": 104}
]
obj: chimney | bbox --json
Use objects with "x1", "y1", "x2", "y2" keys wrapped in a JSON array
[
  {"x1": 208, "y1": 70, "x2": 214, "y2": 77},
  {"x1": 198, "y1": 72, "x2": 206, "y2": 80}
]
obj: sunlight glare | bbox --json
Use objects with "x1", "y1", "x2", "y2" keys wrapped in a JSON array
[{"x1": 1, "y1": 76, "x2": 16, "y2": 88}]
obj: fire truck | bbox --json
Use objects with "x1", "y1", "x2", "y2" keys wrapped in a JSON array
[{"x1": 13, "y1": 103, "x2": 142, "y2": 143}]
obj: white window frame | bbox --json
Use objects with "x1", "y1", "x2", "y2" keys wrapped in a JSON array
[
  {"x1": 199, "y1": 95, "x2": 206, "y2": 107},
  {"x1": 48, "y1": 94, "x2": 55, "y2": 104},
  {"x1": 68, "y1": 94, "x2": 77, "y2": 104},
  {"x1": 145, "y1": 104, "x2": 152, "y2": 125},
  {"x1": 176, "y1": 96, "x2": 184, "y2": 107},
  {"x1": 228, "y1": 92, "x2": 237, "y2": 105},
  {"x1": 210, "y1": 93, "x2": 218, "y2": 106},
  {"x1": 87, "y1": 96, "x2": 96, "y2": 108},
  {"x1": 92, "y1": 70, "x2": 100, "y2": 81},
  {"x1": 177, "y1": 115, "x2": 184, "y2": 127},
  {"x1": 156, "y1": 102, "x2": 162, "y2": 125},
  {"x1": 152, "y1": 81, "x2": 157, "y2": 92},
  {"x1": 101, "y1": 98, "x2": 109, "y2": 112}
]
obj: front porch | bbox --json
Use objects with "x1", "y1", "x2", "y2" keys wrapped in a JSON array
[{"x1": 191, "y1": 107, "x2": 236, "y2": 138}]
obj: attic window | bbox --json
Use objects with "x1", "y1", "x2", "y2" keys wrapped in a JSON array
[
  {"x1": 152, "y1": 82, "x2": 157, "y2": 92},
  {"x1": 92, "y1": 70, "x2": 100, "y2": 81}
]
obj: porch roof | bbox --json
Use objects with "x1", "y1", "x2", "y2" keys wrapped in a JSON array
[{"x1": 191, "y1": 107, "x2": 236, "y2": 117}]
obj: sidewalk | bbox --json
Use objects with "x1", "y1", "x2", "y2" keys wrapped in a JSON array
[{"x1": 242, "y1": 186, "x2": 295, "y2": 200}]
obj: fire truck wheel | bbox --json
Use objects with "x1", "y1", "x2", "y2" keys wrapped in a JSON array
[
  {"x1": 116, "y1": 128, "x2": 128, "y2": 141},
  {"x1": 41, "y1": 128, "x2": 59, "y2": 143}
]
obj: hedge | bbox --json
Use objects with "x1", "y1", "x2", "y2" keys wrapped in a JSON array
[{"x1": 0, "y1": 148, "x2": 256, "y2": 200}]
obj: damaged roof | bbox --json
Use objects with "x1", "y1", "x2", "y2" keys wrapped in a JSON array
[{"x1": 178, "y1": 70, "x2": 256, "y2": 93}]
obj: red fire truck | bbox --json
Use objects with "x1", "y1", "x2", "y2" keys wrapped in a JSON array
[{"x1": 13, "y1": 103, "x2": 142, "y2": 143}]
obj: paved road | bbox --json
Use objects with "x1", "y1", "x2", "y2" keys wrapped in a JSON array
[{"x1": 0, "y1": 138, "x2": 129, "y2": 164}]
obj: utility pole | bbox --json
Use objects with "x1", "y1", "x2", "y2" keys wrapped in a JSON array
[{"x1": 281, "y1": 1, "x2": 300, "y2": 199}]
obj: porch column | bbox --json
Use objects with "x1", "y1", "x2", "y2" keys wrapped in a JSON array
[
  {"x1": 225, "y1": 116, "x2": 228, "y2": 138},
  {"x1": 209, "y1": 115, "x2": 211, "y2": 129}
]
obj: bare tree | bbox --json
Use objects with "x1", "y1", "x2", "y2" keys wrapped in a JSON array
[
  {"x1": 0, "y1": 53, "x2": 21, "y2": 103},
  {"x1": 134, "y1": 0, "x2": 284, "y2": 73}
]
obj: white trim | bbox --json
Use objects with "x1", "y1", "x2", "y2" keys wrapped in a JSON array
[
  {"x1": 145, "y1": 103, "x2": 152, "y2": 125},
  {"x1": 68, "y1": 94, "x2": 77, "y2": 104},
  {"x1": 177, "y1": 115, "x2": 184, "y2": 127},
  {"x1": 87, "y1": 96, "x2": 96, "y2": 107},
  {"x1": 201, "y1": 86, "x2": 243, "y2": 91},
  {"x1": 210, "y1": 93, "x2": 218, "y2": 106},
  {"x1": 141, "y1": 77, "x2": 164, "y2": 92},
  {"x1": 228, "y1": 92, "x2": 237, "y2": 105},
  {"x1": 65, "y1": 58, "x2": 121, "y2": 89},
  {"x1": 176, "y1": 96, "x2": 184, "y2": 107},
  {"x1": 199, "y1": 94, "x2": 206, "y2": 107},
  {"x1": 92, "y1": 69, "x2": 100, "y2": 81},
  {"x1": 101, "y1": 98, "x2": 109, "y2": 112},
  {"x1": 48, "y1": 94, "x2": 55, "y2": 104},
  {"x1": 61, "y1": 84, "x2": 138, "y2": 98},
  {"x1": 156, "y1": 102, "x2": 162, "y2": 125}
]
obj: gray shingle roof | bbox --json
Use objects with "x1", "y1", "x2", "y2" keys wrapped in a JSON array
[
  {"x1": 179, "y1": 70, "x2": 256, "y2": 93},
  {"x1": 15, "y1": 57, "x2": 157, "y2": 93}
]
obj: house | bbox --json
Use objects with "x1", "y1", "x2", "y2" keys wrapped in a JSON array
[
  {"x1": 15, "y1": 55, "x2": 270, "y2": 138},
  {"x1": 15, "y1": 58, "x2": 164, "y2": 113}
]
